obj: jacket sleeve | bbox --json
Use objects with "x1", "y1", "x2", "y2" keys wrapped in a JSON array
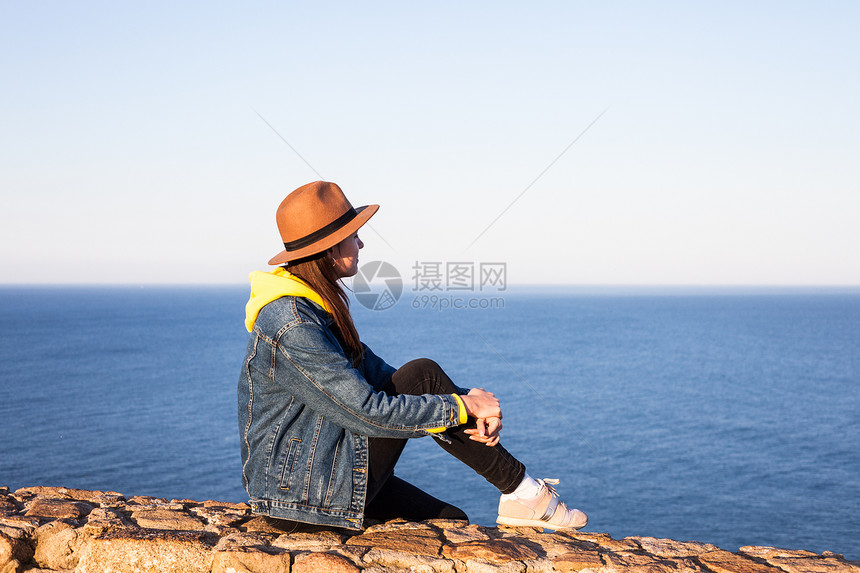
[
  {"x1": 359, "y1": 344, "x2": 397, "y2": 391},
  {"x1": 272, "y1": 320, "x2": 463, "y2": 438}
]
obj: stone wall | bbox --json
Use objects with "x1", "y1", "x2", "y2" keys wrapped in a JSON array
[{"x1": 1, "y1": 486, "x2": 857, "y2": 573}]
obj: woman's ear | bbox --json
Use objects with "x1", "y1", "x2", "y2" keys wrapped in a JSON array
[{"x1": 325, "y1": 248, "x2": 338, "y2": 267}]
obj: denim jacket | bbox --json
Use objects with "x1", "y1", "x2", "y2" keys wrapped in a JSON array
[{"x1": 238, "y1": 295, "x2": 464, "y2": 529}]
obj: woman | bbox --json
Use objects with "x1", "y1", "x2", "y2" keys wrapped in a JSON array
[{"x1": 238, "y1": 181, "x2": 587, "y2": 531}]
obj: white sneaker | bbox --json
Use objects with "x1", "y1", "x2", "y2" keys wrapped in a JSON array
[{"x1": 496, "y1": 479, "x2": 587, "y2": 530}]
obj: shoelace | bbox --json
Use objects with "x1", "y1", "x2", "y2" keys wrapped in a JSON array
[
  {"x1": 539, "y1": 479, "x2": 576, "y2": 523},
  {"x1": 540, "y1": 478, "x2": 561, "y2": 497}
]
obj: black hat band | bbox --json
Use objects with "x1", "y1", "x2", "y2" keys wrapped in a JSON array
[{"x1": 283, "y1": 208, "x2": 358, "y2": 251}]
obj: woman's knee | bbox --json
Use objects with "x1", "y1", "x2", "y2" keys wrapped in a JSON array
[
  {"x1": 392, "y1": 358, "x2": 458, "y2": 395},
  {"x1": 402, "y1": 357, "x2": 442, "y2": 376}
]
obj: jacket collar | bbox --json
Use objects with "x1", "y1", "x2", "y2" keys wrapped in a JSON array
[{"x1": 244, "y1": 267, "x2": 330, "y2": 332}]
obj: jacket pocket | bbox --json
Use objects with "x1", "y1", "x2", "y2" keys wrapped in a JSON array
[{"x1": 279, "y1": 438, "x2": 302, "y2": 491}]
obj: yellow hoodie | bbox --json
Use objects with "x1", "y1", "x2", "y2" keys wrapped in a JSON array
[{"x1": 244, "y1": 267, "x2": 330, "y2": 332}]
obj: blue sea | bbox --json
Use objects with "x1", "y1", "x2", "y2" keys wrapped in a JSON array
[{"x1": 0, "y1": 285, "x2": 857, "y2": 559}]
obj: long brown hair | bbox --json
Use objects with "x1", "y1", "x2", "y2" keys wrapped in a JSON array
[{"x1": 285, "y1": 252, "x2": 364, "y2": 366}]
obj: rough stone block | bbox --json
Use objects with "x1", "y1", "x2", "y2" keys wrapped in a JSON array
[
  {"x1": 740, "y1": 547, "x2": 820, "y2": 559},
  {"x1": 602, "y1": 550, "x2": 704, "y2": 573},
  {"x1": 738, "y1": 547, "x2": 860, "y2": 573},
  {"x1": 25, "y1": 498, "x2": 93, "y2": 521},
  {"x1": 190, "y1": 505, "x2": 249, "y2": 529},
  {"x1": 82, "y1": 506, "x2": 134, "y2": 537},
  {"x1": 272, "y1": 529, "x2": 347, "y2": 552},
  {"x1": 363, "y1": 519, "x2": 432, "y2": 533},
  {"x1": 214, "y1": 531, "x2": 273, "y2": 551},
  {"x1": 241, "y1": 516, "x2": 299, "y2": 535},
  {"x1": 346, "y1": 527, "x2": 444, "y2": 556},
  {"x1": 627, "y1": 537, "x2": 720, "y2": 558},
  {"x1": 294, "y1": 551, "x2": 361, "y2": 573},
  {"x1": 14, "y1": 486, "x2": 122, "y2": 505},
  {"x1": 0, "y1": 497, "x2": 20, "y2": 519},
  {"x1": 75, "y1": 528, "x2": 213, "y2": 573},
  {"x1": 461, "y1": 557, "x2": 527, "y2": 573},
  {"x1": 0, "y1": 529, "x2": 33, "y2": 573},
  {"x1": 126, "y1": 496, "x2": 170, "y2": 508},
  {"x1": 440, "y1": 523, "x2": 491, "y2": 544},
  {"x1": 203, "y1": 500, "x2": 250, "y2": 511},
  {"x1": 131, "y1": 508, "x2": 206, "y2": 531},
  {"x1": 699, "y1": 549, "x2": 785, "y2": 573},
  {"x1": 443, "y1": 539, "x2": 539, "y2": 563},
  {"x1": 553, "y1": 548, "x2": 603, "y2": 571},
  {"x1": 0, "y1": 517, "x2": 39, "y2": 536},
  {"x1": 211, "y1": 547, "x2": 291, "y2": 573},
  {"x1": 492, "y1": 529, "x2": 580, "y2": 558},
  {"x1": 773, "y1": 559, "x2": 860, "y2": 573},
  {"x1": 362, "y1": 547, "x2": 456, "y2": 572},
  {"x1": 34, "y1": 520, "x2": 84, "y2": 570},
  {"x1": 561, "y1": 532, "x2": 639, "y2": 553}
]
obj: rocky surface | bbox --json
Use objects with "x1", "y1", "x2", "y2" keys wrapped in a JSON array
[{"x1": 1, "y1": 486, "x2": 857, "y2": 573}]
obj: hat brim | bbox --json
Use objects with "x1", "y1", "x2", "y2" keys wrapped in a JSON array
[{"x1": 267, "y1": 204, "x2": 379, "y2": 265}]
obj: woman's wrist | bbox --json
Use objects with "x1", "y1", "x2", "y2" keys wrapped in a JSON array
[{"x1": 460, "y1": 388, "x2": 502, "y2": 420}]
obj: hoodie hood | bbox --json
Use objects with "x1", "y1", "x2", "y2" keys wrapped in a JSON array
[{"x1": 244, "y1": 267, "x2": 330, "y2": 332}]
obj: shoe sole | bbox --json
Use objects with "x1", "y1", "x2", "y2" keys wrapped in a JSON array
[{"x1": 496, "y1": 515, "x2": 587, "y2": 531}]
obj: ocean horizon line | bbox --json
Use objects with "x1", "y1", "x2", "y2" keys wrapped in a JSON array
[{"x1": 1, "y1": 283, "x2": 859, "y2": 296}]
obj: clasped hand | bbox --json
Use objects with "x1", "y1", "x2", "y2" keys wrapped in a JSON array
[{"x1": 460, "y1": 388, "x2": 503, "y2": 447}]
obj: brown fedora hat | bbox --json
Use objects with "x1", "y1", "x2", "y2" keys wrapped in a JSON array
[{"x1": 268, "y1": 181, "x2": 379, "y2": 265}]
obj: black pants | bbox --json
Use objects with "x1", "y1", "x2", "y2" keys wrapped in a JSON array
[{"x1": 364, "y1": 358, "x2": 526, "y2": 522}]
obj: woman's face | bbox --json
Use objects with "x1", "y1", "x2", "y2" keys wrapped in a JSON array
[{"x1": 330, "y1": 233, "x2": 364, "y2": 278}]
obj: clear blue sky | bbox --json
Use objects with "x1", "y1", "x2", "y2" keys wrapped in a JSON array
[{"x1": 2, "y1": 2, "x2": 858, "y2": 285}]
